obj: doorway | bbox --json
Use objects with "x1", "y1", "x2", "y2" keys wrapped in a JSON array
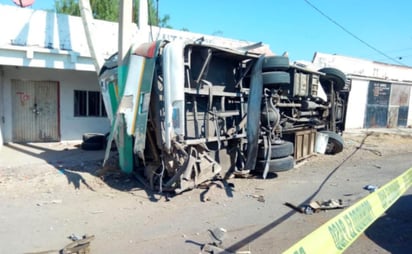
[{"x1": 11, "y1": 80, "x2": 60, "y2": 142}]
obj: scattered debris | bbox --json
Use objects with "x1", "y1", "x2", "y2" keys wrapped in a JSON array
[
  {"x1": 202, "y1": 227, "x2": 251, "y2": 254},
  {"x1": 201, "y1": 243, "x2": 252, "y2": 254},
  {"x1": 284, "y1": 199, "x2": 346, "y2": 215},
  {"x1": 25, "y1": 234, "x2": 94, "y2": 254},
  {"x1": 247, "y1": 194, "x2": 265, "y2": 203},
  {"x1": 364, "y1": 184, "x2": 379, "y2": 192},
  {"x1": 95, "y1": 164, "x2": 120, "y2": 178},
  {"x1": 36, "y1": 200, "x2": 63, "y2": 206},
  {"x1": 200, "y1": 180, "x2": 235, "y2": 202},
  {"x1": 284, "y1": 202, "x2": 313, "y2": 215},
  {"x1": 62, "y1": 234, "x2": 95, "y2": 254},
  {"x1": 201, "y1": 182, "x2": 223, "y2": 202},
  {"x1": 201, "y1": 244, "x2": 232, "y2": 254},
  {"x1": 309, "y1": 199, "x2": 345, "y2": 212},
  {"x1": 208, "y1": 227, "x2": 227, "y2": 246},
  {"x1": 232, "y1": 170, "x2": 253, "y2": 179},
  {"x1": 68, "y1": 234, "x2": 81, "y2": 241}
]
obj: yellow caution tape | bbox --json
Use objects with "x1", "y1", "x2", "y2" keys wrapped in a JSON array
[{"x1": 283, "y1": 167, "x2": 412, "y2": 254}]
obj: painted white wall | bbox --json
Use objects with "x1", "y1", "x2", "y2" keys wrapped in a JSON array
[
  {"x1": 313, "y1": 52, "x2": 412, "y2": 83},
  {"x1": 313, "y1": 52, "x2": 412, "y2": 129},
  {"x1": 0, "y1": 69, "x2": 4, "y2": 148},
  {"x1": 1, "y1": 76, "x2": 12, "y2": 143},
  {"x1": 1, "y1": 66, "x2": 110, "y2": 142},
  {"x1": 409, "y1": 91, "x2": 412, "y2": 127},
  {"x1": 59, "y1": 70, "x2": 110, "y2": 140},
  {"x1": 345, "y1": 79, "x2": 369, "y2": 129}
]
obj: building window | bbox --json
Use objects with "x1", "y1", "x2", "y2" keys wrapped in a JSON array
[{"x1": 74, "y1": 90, "x2": 107, "y2": 117}]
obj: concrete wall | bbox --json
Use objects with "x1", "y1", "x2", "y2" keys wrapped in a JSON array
[
  {"x1": 313, "y1": 52, "x2": 412, "y2": 129},
  {"x1": 345, "y1": 79, "x2": 369, "y2": 129},
  {"x1": 0, "y1": 68, "x2": 4, "y2": 147},
  {"x1": 409, "y1": 90, "x2": 412, "y2": 127},
  {"x1": 313, "y1": 52, "x2": 412, "y2": 83},
  {"x1": 1, "y1": 66, "x2": 109, "y2": 142},
  {"x1": 345, "y1": 78, "x2": 412, "y2": 129}
]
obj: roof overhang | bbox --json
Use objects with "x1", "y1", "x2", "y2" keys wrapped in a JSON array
[{"x1": 0, "y1": 44, "x2": 95, "y2": 71}]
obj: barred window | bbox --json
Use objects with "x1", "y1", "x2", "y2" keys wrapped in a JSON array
[{"x1": 74, "y1": 90, "x2": 107, "y2": 117}]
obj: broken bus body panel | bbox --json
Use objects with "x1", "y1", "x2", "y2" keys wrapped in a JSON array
[
  {"x1": 98, "y1": 39, "x2": 350, "y2": 193},
  {"x1": 99, "y1": 41, "x2": 163, "y2": 173}
]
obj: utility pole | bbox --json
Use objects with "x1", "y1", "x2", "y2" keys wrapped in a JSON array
[
  {"x1": 118, "y1": 0, "x2": 149, "y2": 66},
  {"x1": 138, "y1": 0, "x2": 149, "y2": 42},
  {"x1": 118, "y1": 0, "x2": 133, "y2": 67},
  {"x1": 80, "y1": 0, "x2": 149, "y2": 71},
  {"x1": 79, "y1": 0, "x2": 103, "y2": 72}
]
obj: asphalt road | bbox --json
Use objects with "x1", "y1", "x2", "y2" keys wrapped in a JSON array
[{"x1": 0, "y1": 130, "x2": 411, "y2": 253}]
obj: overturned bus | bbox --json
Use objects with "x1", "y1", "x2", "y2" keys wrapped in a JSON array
[{"x1": 98, "y1": 40, "x2": 350, "y2": 193}]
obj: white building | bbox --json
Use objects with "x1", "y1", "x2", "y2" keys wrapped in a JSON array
[
  {"x1": 313, "y1": 52, "x2": 412, "y2": 129},
  {"x1": 0, "y1": 4, "x2": 119, "y2": 147},
  {"x1": 0, "y1": 4, "x2": 267, "y2": 147}
]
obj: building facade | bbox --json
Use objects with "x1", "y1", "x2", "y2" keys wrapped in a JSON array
[
  {"x1": 313, "y1": 52, "x2": 412, "y2": 129},
  {"x1": 0, "y1": 4, "x2": 267, "y2": 147},
  {"x1": 2, "y1": 4, "x2": 411, "y2": 148},
  {"x1": 0, "y1": 4, "x2": 120, "y2": 146}
]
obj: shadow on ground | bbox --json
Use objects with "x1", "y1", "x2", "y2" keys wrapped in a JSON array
[
  {"x1": 1, "y1": 142, "x2": 144, "y2": 193},
  {"x1": 220, "y1": 132, "x2": 374, "y2": 252},
  {"x1": 2, "y1": 142, "x2": 238, "y2": 202},
  {"x1": 365, "y1": 194, "x2": 412, "y2": 254}
]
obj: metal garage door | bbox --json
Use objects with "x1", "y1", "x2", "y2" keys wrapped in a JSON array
[
  {"x1": 364, "y1": 82, "x2": 391, "y2": 128},
  {"x1": 388, "y1": 84, "x2": 410, "y2": 127},
  {"x1": 11, "y1": 80, "x2": 60, "y2": 142}
]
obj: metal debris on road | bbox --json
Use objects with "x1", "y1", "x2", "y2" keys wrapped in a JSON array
[
  {"x1": 201, "y1": 243, "x2": 252, "y2": 254},
  {"x1": 62, "y1": 234, "x2": 95, "y2": 254},
  {"x1": 364, "y1": 184, "x2": 379, "y2": 192},
  {"x1": 309, "y1": 199, "x2": 345, "y2": 212},
  {"x1": 247, "y1": 194, "x2": 265, "y2": 203},
  {"x1": 201, "y1": 182, "x2": 222, "y2": 202},
  {"x1": 208, "y1": 227, "x2": 227, "y2": 246},
  {"x1": 25, "y1": 234, "x2": 94, "y2": 254},
  {"x1": 284, "y1": 202, "x2": 312, "y2": 214},
  {"x1": 285, "y1": 199, "x2": 346, "y2": 214}
]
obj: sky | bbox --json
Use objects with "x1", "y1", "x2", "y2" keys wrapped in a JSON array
[{"x1": 1, "y1": 0, "x2": 411, "y2": 67}]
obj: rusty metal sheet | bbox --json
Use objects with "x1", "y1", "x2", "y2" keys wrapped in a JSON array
[
  {"x1": 398, "y1": 106, "x2": 409, "y2": 126},
  {"x1": 387, "y1": 106, "x2": 399, "y2": 128},
  {"x1": 368, "y1": 82, "x2": 391, "y2": 105},
  {"x1": 365, "y1": 82, "x2": 391, "y2": 128},
  {"x1": 365, "y1": 105, "x2": 388, "y2": 128},
  {"x1": 390, "y1": 84, "x2": 410, "y2": 106}
]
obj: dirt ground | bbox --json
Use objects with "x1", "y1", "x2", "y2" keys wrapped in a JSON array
[{"x1": 1, "y1": 129, "x2": 412, "y2": 254}]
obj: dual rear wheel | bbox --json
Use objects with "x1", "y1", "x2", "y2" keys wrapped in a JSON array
[{"x1": 255, "y1": 141, "x2": 295, "y2": 173}]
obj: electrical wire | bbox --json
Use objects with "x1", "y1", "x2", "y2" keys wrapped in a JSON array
[
  {"x1": 146, "y1": 0, "x2": 162, "y2": 42},
  {"x1": 303, "y1": 0, "x2": 406, "y2": 66}
]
